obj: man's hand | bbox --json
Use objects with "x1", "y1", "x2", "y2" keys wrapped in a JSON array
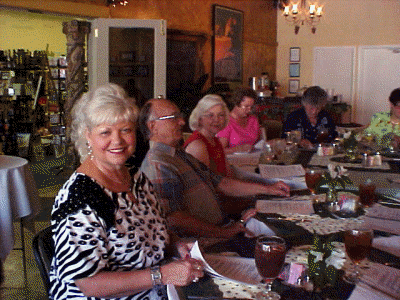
[
  {"x1": 300, "y1": 139, "x2": 314, "y2": 149},
  {"x1": 266, "y1": 181, "x2": 290, "y2": 197}
]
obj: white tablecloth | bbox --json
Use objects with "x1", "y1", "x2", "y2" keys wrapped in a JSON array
[{"x1": 0, "y1": 155, "x2": 40, "y2": 260}]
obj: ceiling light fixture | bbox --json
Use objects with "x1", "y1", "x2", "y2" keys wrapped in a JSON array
[
  {"x1": 107, "y1": 0, "x2": 129, "y2": 7},
  {"x1": 282, "y1": 0, "x2": 323, "y2": 34}
]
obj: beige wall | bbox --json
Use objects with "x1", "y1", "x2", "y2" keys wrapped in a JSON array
[
  {"x1": 276, "y1": 0, "x2": 400, "y2": 101},
  {"x1": 0, "y1": 9, "x2": 77, "y2": 56}
]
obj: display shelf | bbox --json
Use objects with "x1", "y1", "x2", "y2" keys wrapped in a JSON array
[{"x1": 0, "y1": 49, "x2": 67, "y2": 158}]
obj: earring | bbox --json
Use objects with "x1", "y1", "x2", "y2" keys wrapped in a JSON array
[{"x1": 87, "y1": 142, "x2": 94, "y2": 160}]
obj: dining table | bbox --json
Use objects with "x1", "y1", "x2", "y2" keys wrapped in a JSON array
[
  {"x1": 179, "y1": 148, "x2": 400, "y2": 300},
  {"x1": 0, "y1": 155, "x2": 40, "y2": 261}
]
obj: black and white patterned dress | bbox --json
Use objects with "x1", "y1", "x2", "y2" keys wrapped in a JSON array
[{"x1": 49, "y1": 170, "x2": 169, "y2": 300}]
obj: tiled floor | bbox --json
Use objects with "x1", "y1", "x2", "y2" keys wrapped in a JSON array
[
  {"x1": 1, "y1": 155, "x2": 73, "y2": 299},
  {"x1": 1, "y1": 220, "x2": 51, "y2": 300}
]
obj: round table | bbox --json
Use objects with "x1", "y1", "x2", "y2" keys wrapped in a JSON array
[{"x1": 0, "y1": 155, "x2": 40, "y2": 261}]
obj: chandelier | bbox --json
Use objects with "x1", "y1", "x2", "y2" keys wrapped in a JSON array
[
  {"x1": 107, "y1": 0, "x2": 129, "y2": 7},
  {"x1": 282, "y1": 0, "x2": 323, "y2": 34}
]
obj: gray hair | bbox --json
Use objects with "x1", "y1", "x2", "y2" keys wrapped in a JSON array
[
  {"x1": 302, "y1": 86, "x2": 328, "y2": 107},
  {"x1": 71, "y1": 83, "x2": 139, "y2": 162},
  {"x1": 189, "y1": 94, "x2": 229, "y2": 131}
]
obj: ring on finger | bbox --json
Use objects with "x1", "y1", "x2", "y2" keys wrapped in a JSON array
[
  {"x1": 192, "y1": 277, "x2": 199, "y2": 283},
  {"x1": 194, "y1": 265, "x2": 202, "y2": 270}
]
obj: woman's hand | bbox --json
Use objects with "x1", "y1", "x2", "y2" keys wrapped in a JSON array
[
  {"x1": 162, "y1": 258, "x2": 204, "y2": 286},
  {"x1": 391, "y1": 135, "x2": 400, "y2": 150},
  {"x1": 236, "y1": 144, "x2": 253, "y2": 153}
]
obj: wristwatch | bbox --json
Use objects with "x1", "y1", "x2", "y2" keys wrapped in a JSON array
[{"x1": 150, "y1": 265, "x2": 163, "y2": 286}]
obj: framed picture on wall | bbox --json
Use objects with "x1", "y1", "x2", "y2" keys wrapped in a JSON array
[
  {"x1": 289, "y1": 79, "x2": 300, "y2": 94},
  {"x1": 290, "y1": 47, "x2": 301, "y2": 62},
  {"x1": 212, "y1": 5, "x2": 243, "y2": 84},
  {"x1": 289, "y1": 63, "x2": 300, "y2": 77}
]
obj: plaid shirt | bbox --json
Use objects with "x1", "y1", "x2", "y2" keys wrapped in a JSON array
[{"x1": 140, "y1": 141, "x2": 224, "y2": 225}]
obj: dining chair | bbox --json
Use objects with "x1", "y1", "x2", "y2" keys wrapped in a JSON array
[{"x1": 32, "y1": 225, "x2": 54, "y2": 296}]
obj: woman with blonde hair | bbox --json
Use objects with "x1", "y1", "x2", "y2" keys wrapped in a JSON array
[
  {"x1": 50, "y1": 83, "x2": 204, "y2": 300},
  {"x1": 184, "y1": 94, "x2": 232, "y2": 176}
]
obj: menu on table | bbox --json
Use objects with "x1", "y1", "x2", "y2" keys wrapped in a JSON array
[
  {"x1": 190, "y1": 241, "x2": 261, "y2": 285},
  {"x1": 363, "y1": 204, "x2": 400, "y2": 235},
  {"x1": 259, "y1": 164, "x2": 305, "y2": 179},
  {"x1": 351, "y1": 262, "x2": 400, "y2": 300},
  {"x1": 256, "y1": 195, "x2": 318, "y2": 215}
]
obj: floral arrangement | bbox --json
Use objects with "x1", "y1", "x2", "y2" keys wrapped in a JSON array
[
  {"x1": 308, "y1": 234, "x2": 346, "y2": 290},
  {"x1": 317, "y1": 164, "x2": 353, "y2": 202},
  {"x1": 342, "y1": 131, "x2": 359, "y2": 151}
]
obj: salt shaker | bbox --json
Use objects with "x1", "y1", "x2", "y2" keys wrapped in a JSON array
[
  {"x1": 362, "y1": 153, "x2": 368, "y2": 167},
  {"x1": 374, "y1": 152, "x2": 382, "y2": 166},
  {"x1": 317, "y1": 144, "x2": 323, "y2": 156}
]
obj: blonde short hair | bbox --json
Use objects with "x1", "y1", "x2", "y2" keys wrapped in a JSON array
[
  {"x1": 188, "y1": 94, "x2": 229, "y2": 131},
  {"x1": 71, "y1": 83, "x2": 139, "y2": 162}
]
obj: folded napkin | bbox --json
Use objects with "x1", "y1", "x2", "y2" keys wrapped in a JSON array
[
  {"x1": 245, "y1": 217, "x2": 276, "y2": 237},
  {"x1": 372, "y1": 235, "x2": 400, "y2": 257},
  {"x1": 253, "y1": 139, "x2": 265, "y2": 150}
]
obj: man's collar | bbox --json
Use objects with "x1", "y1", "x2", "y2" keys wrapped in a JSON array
[{"x1": 149, "y1": 141, "x2": 180, "y2": 156}]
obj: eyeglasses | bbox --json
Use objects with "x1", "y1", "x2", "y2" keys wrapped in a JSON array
[{"x1": 153, "y1": 112, "x2": 185, "y2": 121}]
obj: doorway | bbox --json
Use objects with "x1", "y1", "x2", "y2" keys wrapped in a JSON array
[{"x1": 357, "y1": 45, "x2": 400, "y2": 125}]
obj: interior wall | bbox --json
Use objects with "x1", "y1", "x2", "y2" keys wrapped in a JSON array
[
  {"x1": 276, "y1": 0, "x2": 400, "y2": 102},
  {"x1": 107, "y1": 0, "x2": 278, "y2": 90},
  {"x1": 1, "y1": 0, "x2": 278, "y2": 91},
  {"x1": 0, "y1": 9, "x2": 77, "y2": 56}
]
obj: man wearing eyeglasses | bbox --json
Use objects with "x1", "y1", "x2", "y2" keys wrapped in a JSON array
[{"x1": 139, "y1": 98, "x2": 290, "y2": 245}]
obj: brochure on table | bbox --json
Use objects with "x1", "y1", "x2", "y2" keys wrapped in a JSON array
[{"x1": 189, "y1": 241, "x2": 262, "y2": 286}]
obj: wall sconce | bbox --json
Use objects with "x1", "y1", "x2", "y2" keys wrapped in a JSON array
[
  {"x1": 281, "y1": 0, "x2": 323, "y2": 34},
  {"x1": 107, "y1": 0, "x2": 129, "y2": 7}
]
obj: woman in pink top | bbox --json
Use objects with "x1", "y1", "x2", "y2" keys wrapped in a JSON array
[
  {"x1": 184, "y1": 94, "x2": 233, "y2": 177},
  {"x1": 216, "y1": 87, "x2": 260, "y2": 154}
]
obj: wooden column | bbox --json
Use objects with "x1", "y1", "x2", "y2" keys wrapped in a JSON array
[
  {"x1": 62, "y1": 20, "x2": 90, "y2": 129},
  {"x1": 62, "y1": 20, "x2": 90, "y2": 169}
]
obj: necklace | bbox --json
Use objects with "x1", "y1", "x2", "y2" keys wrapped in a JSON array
[
  {"x1": 92, "y1": 159, "x2": 132, "y2": 191},
  {"x1": 90, "y1": 159, "x2": 137, "y2": 205}
]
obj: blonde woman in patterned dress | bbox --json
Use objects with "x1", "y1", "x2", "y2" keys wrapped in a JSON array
[{"x1": 49, "y1": 83, "x2": 203, "y2": 300}]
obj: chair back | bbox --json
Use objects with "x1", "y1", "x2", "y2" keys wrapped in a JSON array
[
  {"x1": 32, "y1": 226, "x2": 54, "y2": 296},
  {"x1": 262, "y1": 120, "x2": 283, "y2": 140}
]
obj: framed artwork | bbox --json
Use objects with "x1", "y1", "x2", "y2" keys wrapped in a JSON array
[
  {"x1": 290, "y1": 47, "x2": 301, "y2": 62},
  {"x1": 289, "y1": 79, "x2": 300, "y2": 94},
  {"x1": 289, "y1": 63, "x2": 300, "y2": 77},
  {"x1": 212, "y1": 5, "x2": 243, "y2": 84}
]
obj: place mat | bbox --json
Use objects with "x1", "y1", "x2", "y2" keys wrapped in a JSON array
[
  {"x1": 285, "y1": 242, "x2": 372, "y2": 272},
  {"x1": 310, "y1": 154, "x2": 391, "y2": 171},
  {"x1": 279, "y1": 213, "x2": 364, "y2": 236},
  {"x1": 331, "y1": 156, "x2": 363, "y2": 164},
  {"x1": 199, "y1": 243, "x2": 372, "y2": 299}
]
